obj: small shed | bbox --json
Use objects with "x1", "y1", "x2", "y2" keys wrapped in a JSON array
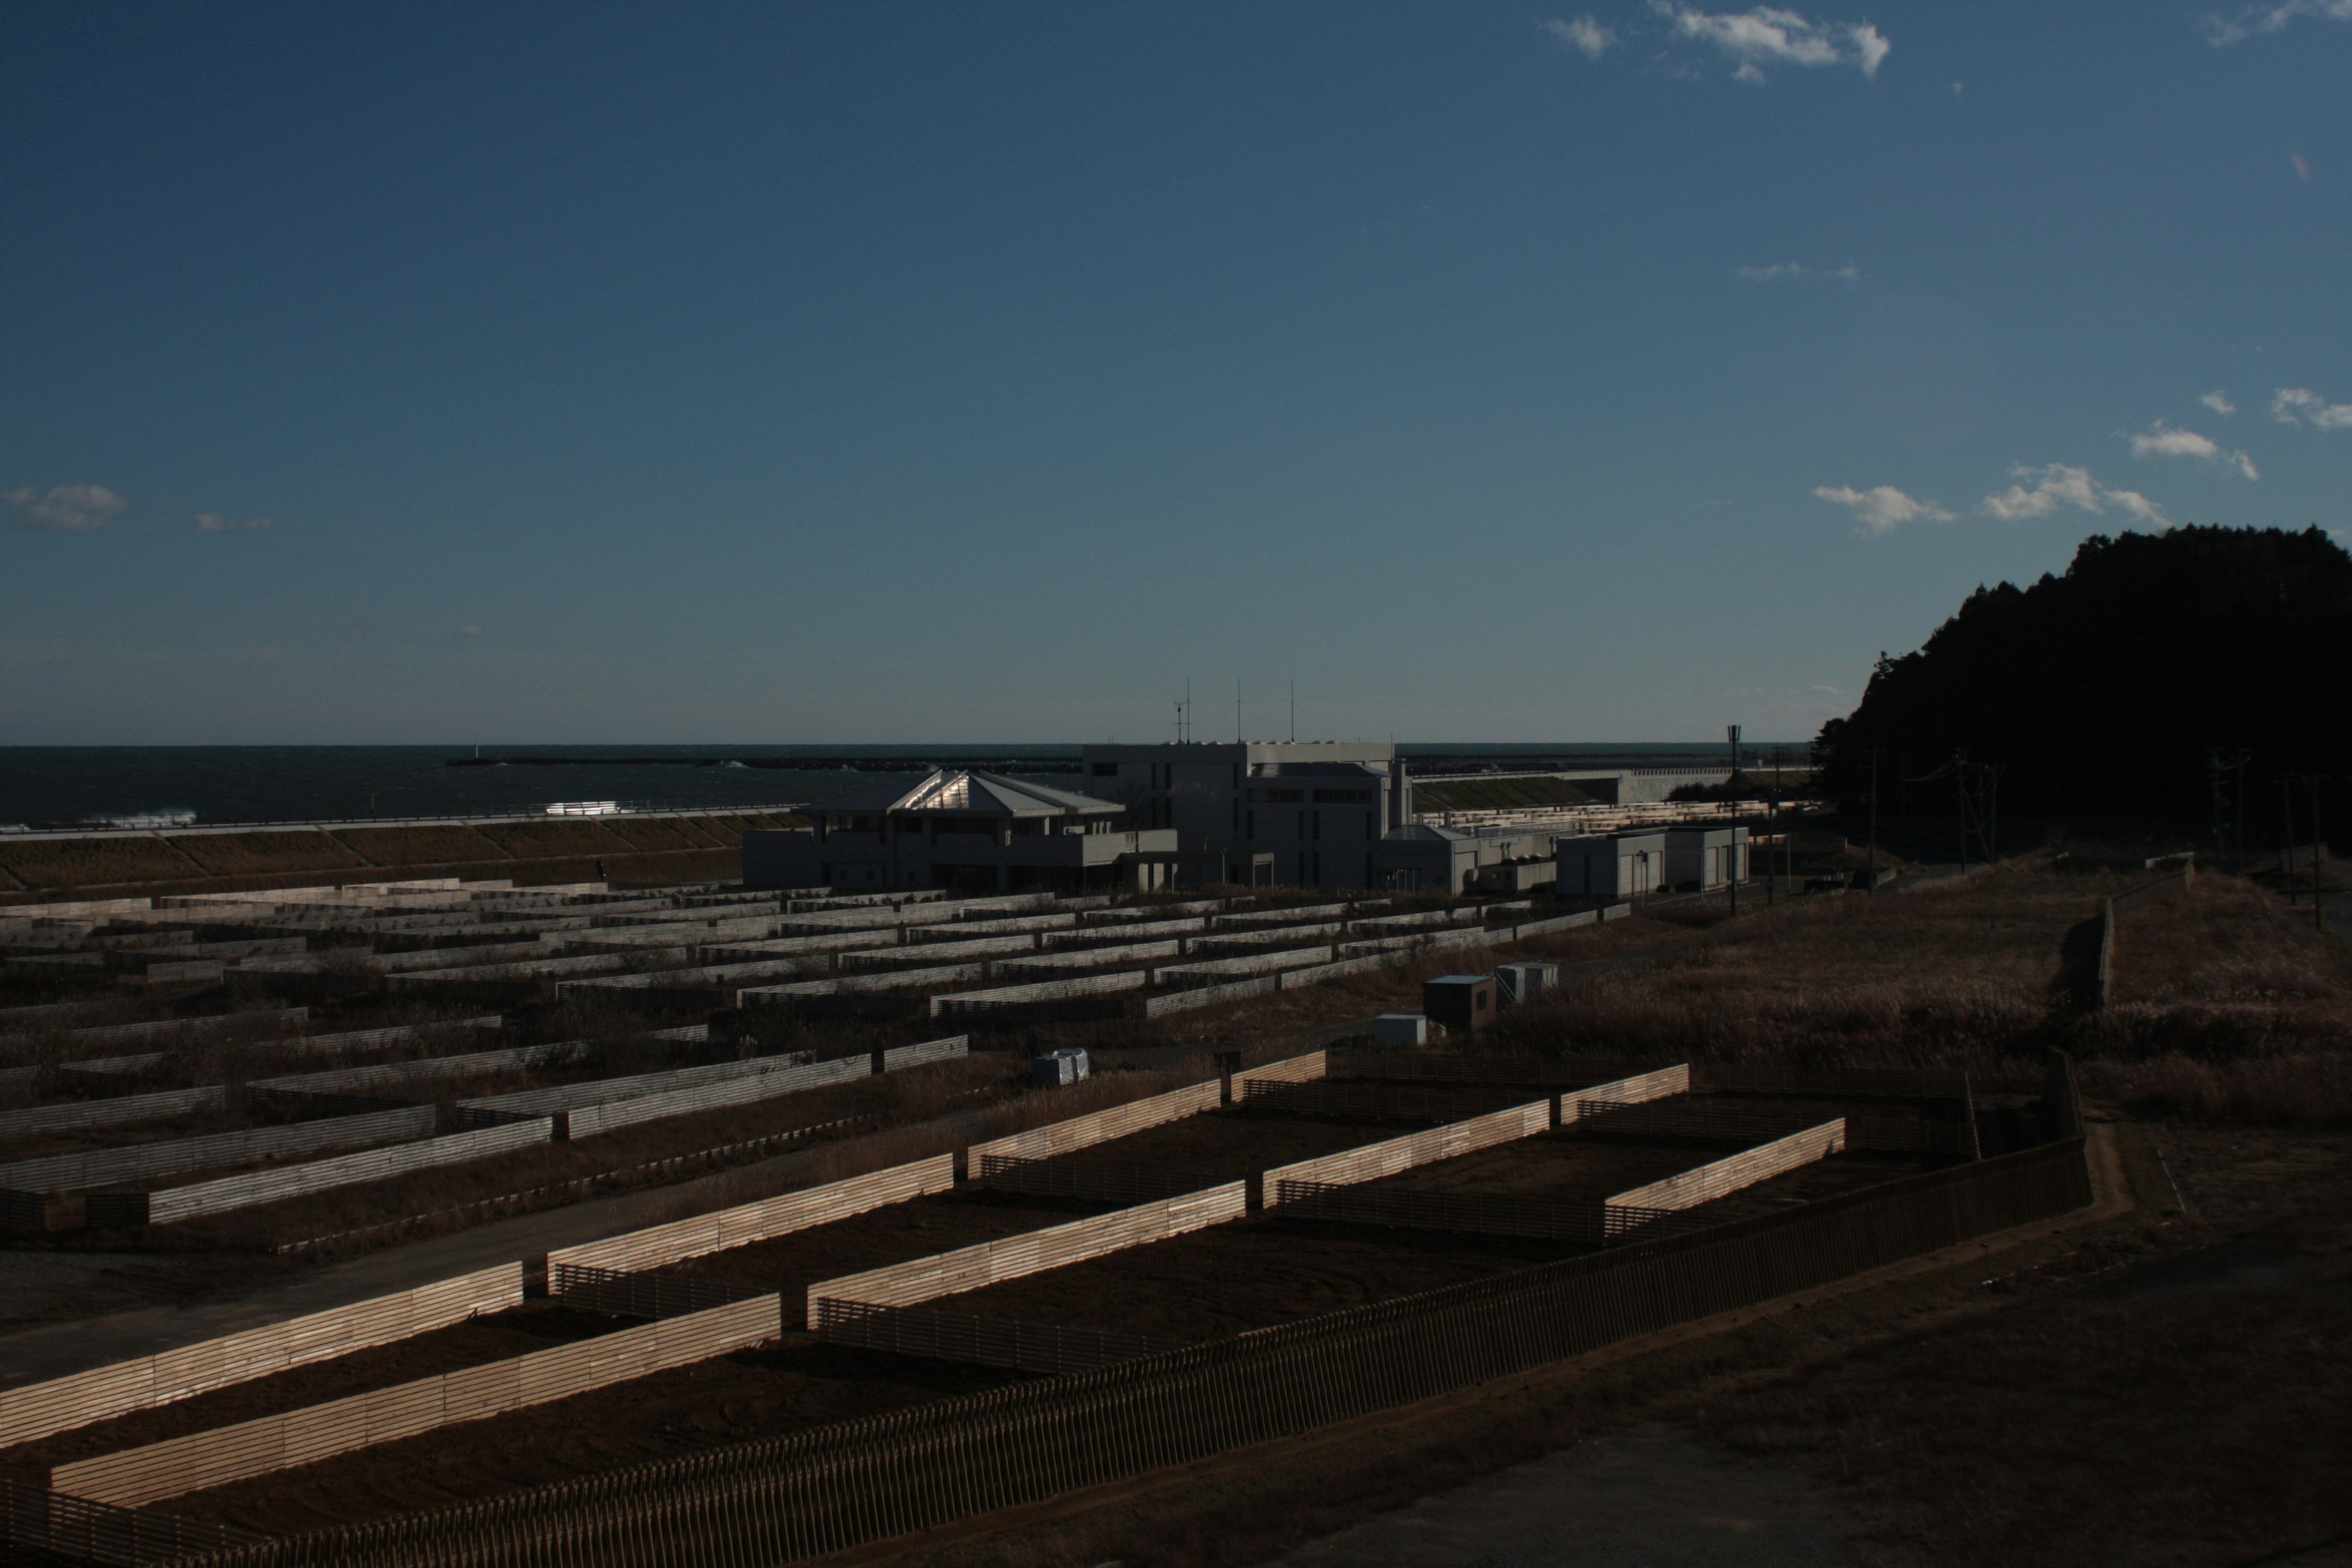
[{"x1": 1422, "y1": 973, "x2": 1497, "y2": 1035}]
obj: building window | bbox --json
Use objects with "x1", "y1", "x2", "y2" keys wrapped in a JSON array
[
  {"x1": 1246, "y1": 810, "x2": 1254, "y2": 839},
  {"x1": 1311, "y1": 790, "x2": 1373, "y2": 804},
  {"x1": 1250, "y1": 789, "x2": 1304, "y2": 804},
  {"x1": 1091, "y1": 762, "x2": 1118, "y2": 777},
  {"x1": 1365, "y1": 812, "x2": 1375, "y2": 840}
]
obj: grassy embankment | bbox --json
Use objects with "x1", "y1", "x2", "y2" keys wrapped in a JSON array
[{"x1": 0, "y1": 812, "x2": 802, "y2": 901}]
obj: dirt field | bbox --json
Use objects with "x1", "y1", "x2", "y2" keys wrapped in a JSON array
[
  {"x1": 929, "y1": 1215, "x2": 1582, "y2": 1342},
  {"x1": 0, "y1": 1303, "x2": 619, "y2": 1480},
  {"x1": 0, "y1": 837, "x2": 209, "y2": 891},
  {"x1": 164, "y1": 1338, "x2": 1026, "y2": 1535},
  {"x1": 1019, "y1": 1104, "x2": 1468, "y2": 1185}
]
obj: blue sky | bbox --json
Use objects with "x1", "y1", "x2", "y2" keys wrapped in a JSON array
[{"x1": 2, "y1": 1, "x2": 2346, "y2": 745}]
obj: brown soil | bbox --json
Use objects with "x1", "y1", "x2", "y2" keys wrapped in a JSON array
[
  {"x1": 668, "y1": 1188, "x2": 1116, "y2": 1310},
  {"x1": 325, "y1": 826, "x2": 509, "y2": 869},
  {"x1": 685, "y1": 816, "x2": 745, "y2": 847},
  {"x1": 0, "y1": 1303, "x2": 617, "y2": 1480},
  {"x1": 165, "y1": 1340, "x2": 1026, "y2": 1536},
  {"x1": 164, "y1": 834, "x2": 368, "y2": 878},
  {"x1": 1025, "y1": 1106, "x2": 1460, "y2": 1183},
  {"x1": 935, "y1": 1215, "x2": 1583, "y2": 1342},
  {"x1": 0, "y1": 838, "x2": 208, "y2": 891},
  {"x1": 468, "y1": 820, "x2": 636, "y2": 859},
  {"x1": 1363, "y1": 1132, "x2": 1723, "y2": 1203}
]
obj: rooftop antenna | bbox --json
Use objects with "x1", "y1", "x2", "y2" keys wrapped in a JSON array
[
  {"x1": 1236, "y1": 678, "x2": 1243, "y2": 745},
  {"x1": 1290, "y1": 682, "x2": 1295, "y2": 742}
]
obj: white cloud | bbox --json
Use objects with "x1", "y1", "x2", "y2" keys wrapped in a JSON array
[
  {"x1": 2272, "y1": 386, "x2": 2352, "y2": 429},
  {"x1": 1736, "y1": 260, "x2": 1861, "y2": 282},
  {"x1": 1978, "y1": 463, "x2": 2169, "y2": 525},
  {"x1": 1814, "y1": 484, "x2": 1954, "y2": 535},
  {"x1": 2200, "y1": 390, "x2": 2237, "y2": 415},
  {"x1": 193, "y1": 513, "x2": 274, "y2": 532},
  {"x1": 2124, "y1": 421, "x2": 2258, "y2": 480},
  {"x1": 6, "y1": 484, "x2": 126, "y2": 532},
  {"x1": 1649, "y1": 2, "x2": 1891, "y2": 80},
  {"x1": 1543, "y1": 15, "x2": 1616, "y2": 58},
  {"x1": 2205, "y1": 0, "x2": 2352, "y2": 46}
]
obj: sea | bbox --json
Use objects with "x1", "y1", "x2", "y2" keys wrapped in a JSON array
[{"x1": 0, "y1": 744, "x2": 1758, "y2": 832}]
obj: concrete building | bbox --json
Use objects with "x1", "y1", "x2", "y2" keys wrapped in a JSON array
[
  {"x1": 743, "y1": 768, "x2": 1177, "y2": 895},
  {"x1": 1079, "y1": 742, "x2": 1406, "y2": 892},
  {"x1": 1555, "y1": 831, "x2": 1667, "y2": 899},
  {"x1": 1371, "y1": 823, "x2": 1565, "y2": 897},
  {"x1": 1665, "y1": 824, "x2": 1750, "y2": 891}
]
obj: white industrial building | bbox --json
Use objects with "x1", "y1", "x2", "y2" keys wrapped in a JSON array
[
  {"x1": 1080, "y1": 741, "x2": 1409, "y2": 892},
  {"x1": 1555, "y1": 831, "x2": 1667, "y2": 899},
  {"x1": 1665, "y1": 823, "x2": 1750, "y2": 891}
]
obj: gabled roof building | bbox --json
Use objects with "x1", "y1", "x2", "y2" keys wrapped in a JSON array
[{"x1": 743, "y1": 768, "x2": 1178, "y2": 895}]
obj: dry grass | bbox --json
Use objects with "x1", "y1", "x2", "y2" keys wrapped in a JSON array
[
  {"x1": 163, "y1": 832, "x2": 369, "y2": 878},
  {"x1": 0, "y1": 837, "x2": 207, "y2": 889},
  {"x1": 602, "y1": 819, "x2": 701, "y2": 853},
  {"x1": 470, "y1": 820, "x2": 636, "y2": 858},
  {"x1": 325, "y1": 824, "x2": 509, "y2": 867}
]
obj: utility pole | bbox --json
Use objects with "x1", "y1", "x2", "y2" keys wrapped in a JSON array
[
  {"x1": 1987, "y1": 766, "x2": 1999, "y2": 865},
  {"x1": 2313, "y1": 774, "x2": 2326, "y2": 933},
  {"x1": 1954, "y1": 750, "x2": 1969, "y2": 874},
  {"x1": 1868, "y1": 748, "x2": 1880, "y2": 896}
]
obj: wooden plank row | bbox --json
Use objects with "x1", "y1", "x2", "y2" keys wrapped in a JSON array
[
  {"x1": 0, "y1": 1265, "x2": 521, "y2": 1450},
  {"x1": 1558, "y1": 1065, "x2": 1692, "y2": 1123},
  {"x1": 50, "y1": 1296, "x2": 780, "y2": 1506},
  {"x1": 807, "y1": 1183, "x2": 1246, "y2": 1327},
  {"x1": 146, "y1": 1118, "x2": 551, "y2": 1224},
  {"x1": 546, "y1": 1155, "x2": 957, "y2": 1277},
  {"x1": 1260, "y1": 1101, "x2": 1553, "y2": 1205},
  {"x1": 1605, "y1": 1120, "x2": 1847, "y2": 1212},
  {"x1": 966, "y1": 1081, "x2": 1223, "y2": 1166}
]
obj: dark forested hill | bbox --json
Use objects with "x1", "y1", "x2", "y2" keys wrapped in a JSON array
[{"x1": 1814, "y1": 527, "x2": 2352, "y2": 826}]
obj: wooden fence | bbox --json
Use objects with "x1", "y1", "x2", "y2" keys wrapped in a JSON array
[
  {"x1": 0, "y1": 1476, "x2": 263, "y2": 1567},
  {"x1": 1232, "y1": 1050, "x2": 1327, "y2": 1088},
  {"x1": 1259, "y1": 1101, "x2": 1553, "y2": 1205},
  {"x1": 1141, "y1": 974, "x2": 1280, "y2": 1017},
  {"x1": 965, "y1": 1080, "x2": 1223, "y2": 1165},
  {"x1": 0, "y1": 1265, "x2": 522, "y2": 1452},
  {"x1": 143, "y1": 1118, "x2": 552, "y2": 1225},
  {"x1": 162, "y1": 1109, "x2": 2090, "y2": 1568},
  {"x1": 1605, "y1": 1120, "x2": 1847, "y2": 1212},
  {"x1": 1556, "y1": 1064, "x2": 1692, "y2": 1123},
  {"x1": 0, "y1": 1084, "x2": 228, "y2": 1142},
  {"x1": 806, "y1": 1183, "x2": 1248, "y2": 1326},
  {"x1": 0, "y1": 1105, "x2": 436, "y2": 1197},
  {"x1": 51, "y1": 1296, "x2": 783, "y2": 1508},
  {"x1": 250, "y1": 1041, "x2": 586, "y2": 1100},
  {"x1": 545, "y1": 1155, "x2": 957, "y2": 1278}
]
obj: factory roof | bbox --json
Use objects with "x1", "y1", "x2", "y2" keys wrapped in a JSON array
[{"x1": 809, "y1": 767, "x2": 1124, "y2": 818}]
